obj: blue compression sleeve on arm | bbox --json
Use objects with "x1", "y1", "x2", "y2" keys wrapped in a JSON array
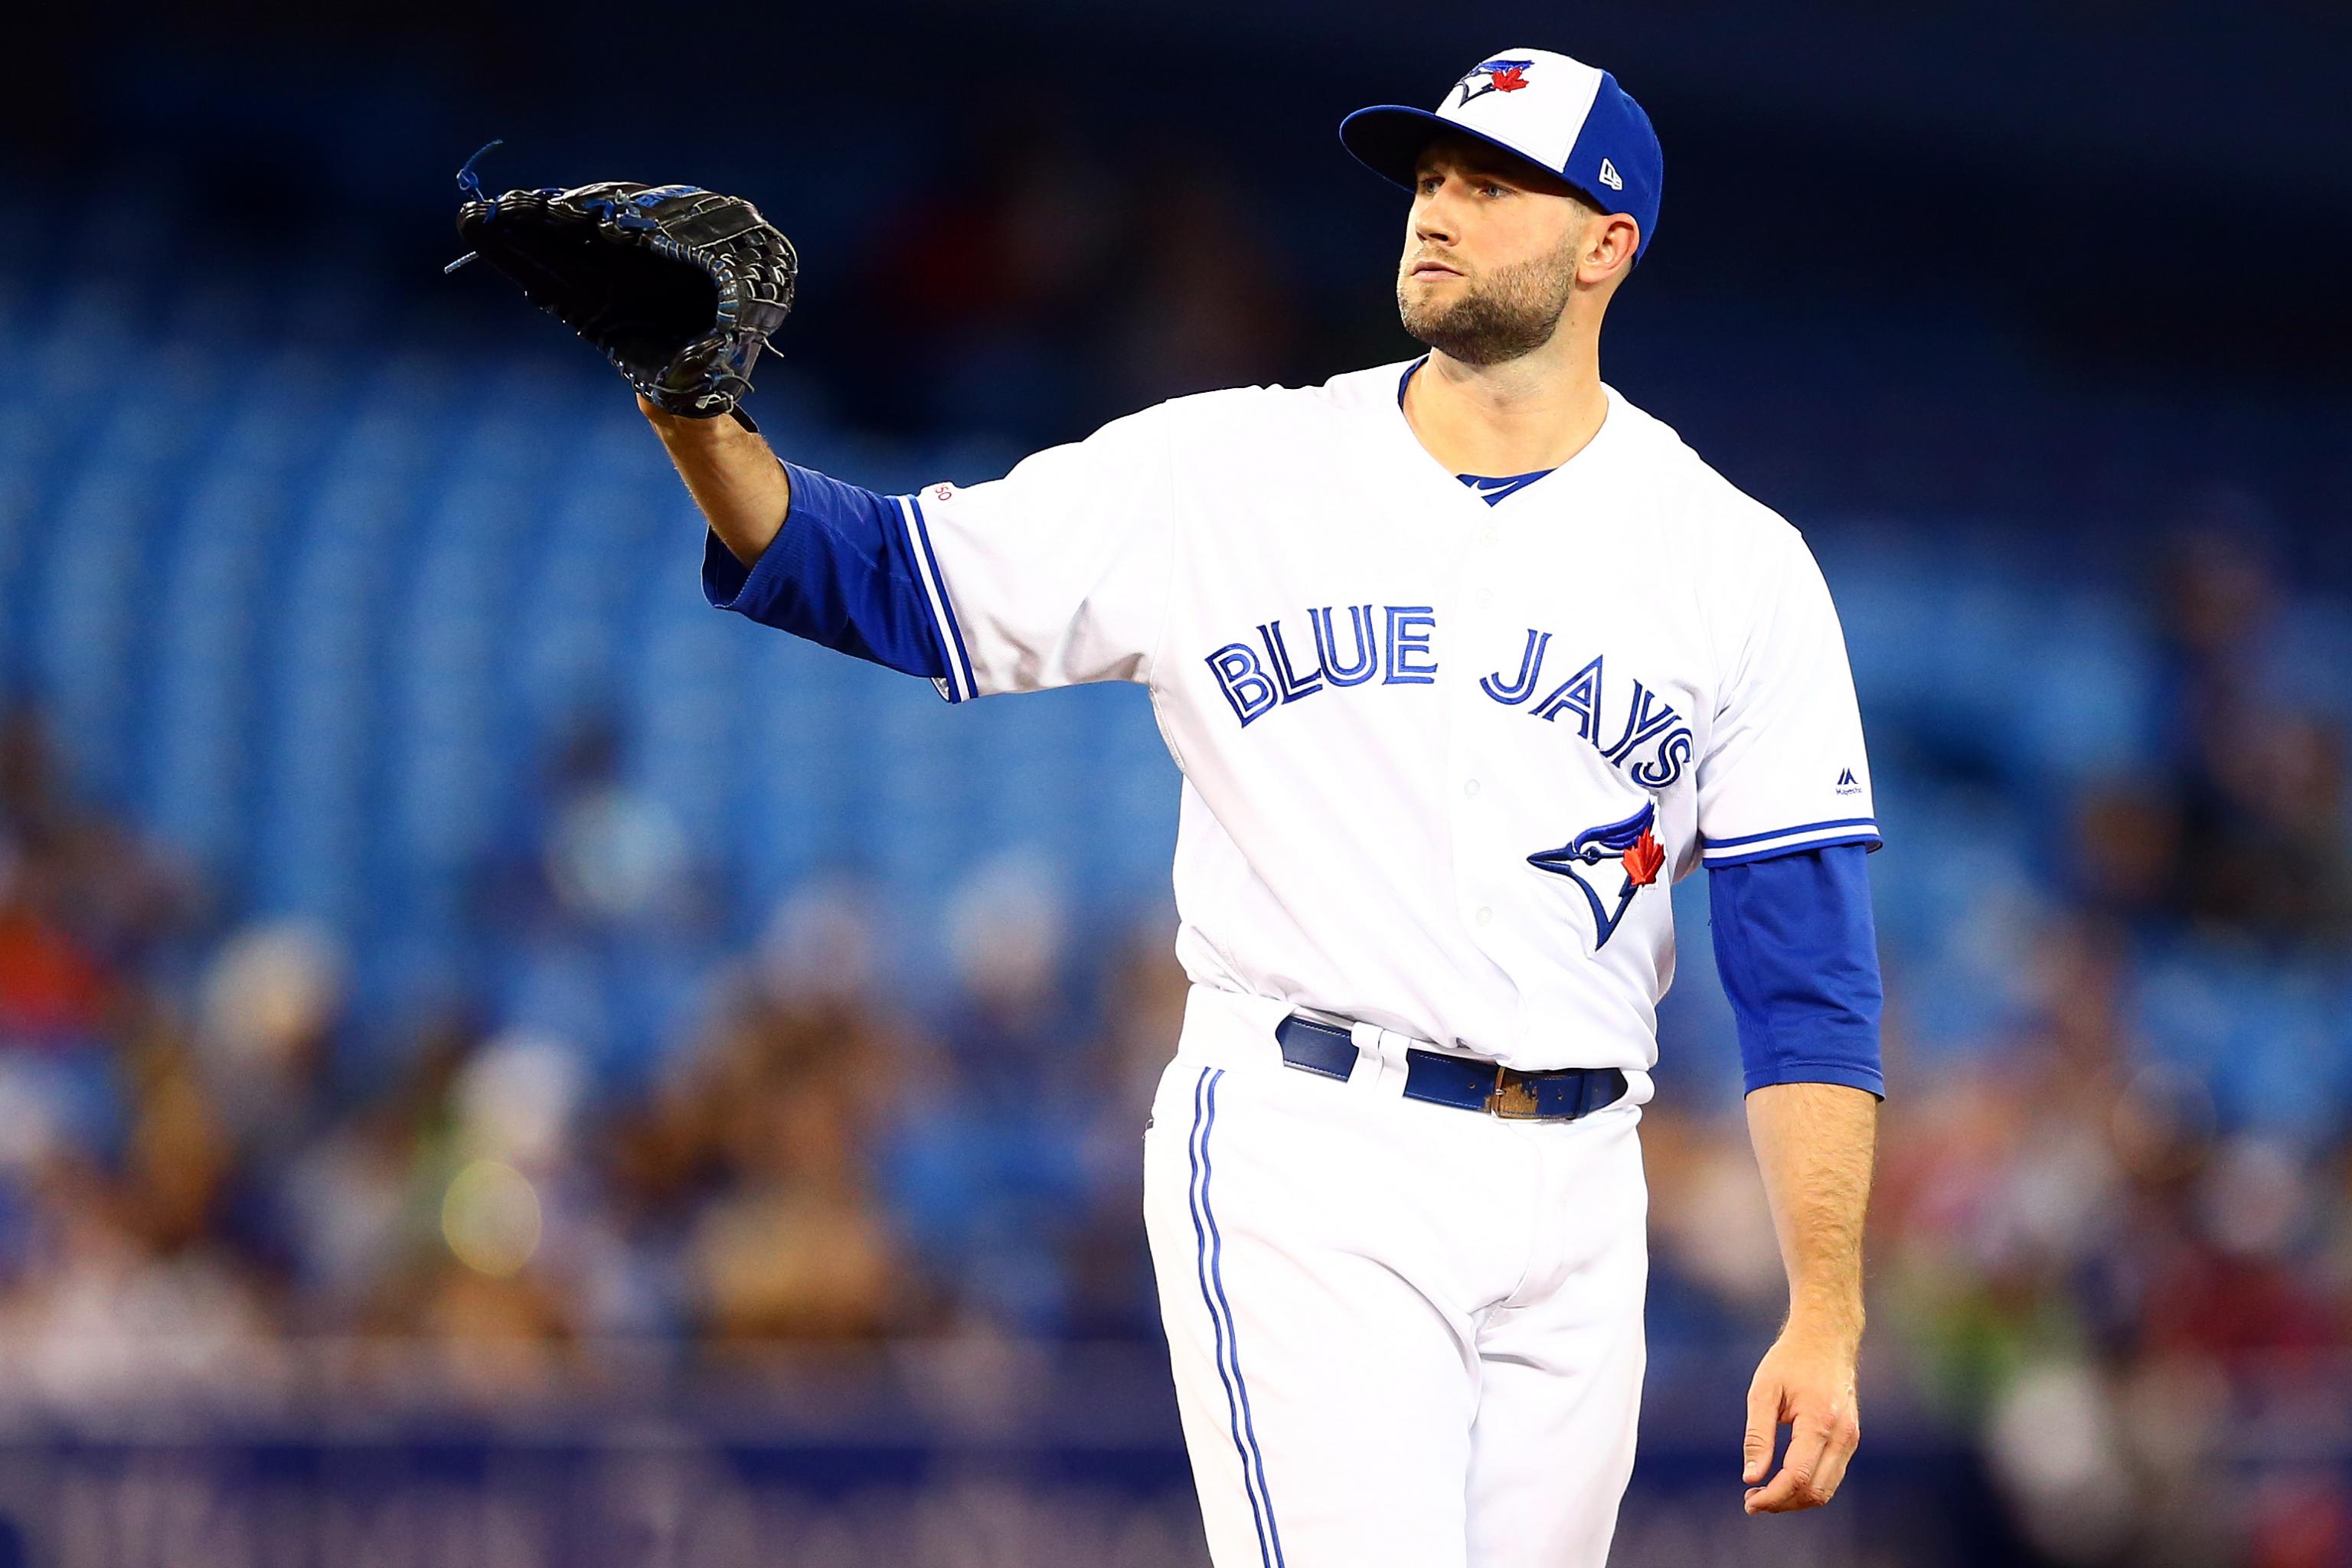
[
  {"x1": 701, "y1": 462, "x2": 950, "y2": 679},
  {"x1": 1708, "y1": 842, "x2": 1886, "y2": 1098}
]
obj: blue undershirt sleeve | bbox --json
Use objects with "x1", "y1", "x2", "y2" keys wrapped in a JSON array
[
  {"x1": 1707, "y1": 841, "x2": 1886, "y2": 1098},
  {"x1": 700, "y1": 462, "x2": 950, "y2": 680}
]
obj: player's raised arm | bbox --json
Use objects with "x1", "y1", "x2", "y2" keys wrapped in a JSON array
[
  {"x1": 666, "y1": 397, "x2": 1184, "y2": 704},
  {"x1": 639, "y1": 396, "x2": 792, "y2": 569},
  {"x1": 634, "y1": 395, "x2": 971, "y2": 691},
  {"x1": 445, "y1": 158, "x2": 1177, "y2": 701}
]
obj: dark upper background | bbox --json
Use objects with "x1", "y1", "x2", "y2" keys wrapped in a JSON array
[{"x1": 10, "y1": 0, "x2": 2350, "y2": 546}]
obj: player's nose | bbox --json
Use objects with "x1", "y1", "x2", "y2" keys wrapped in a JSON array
[{"x1": 1410, "y1": 182, "x2": 1463, "y2": 246}]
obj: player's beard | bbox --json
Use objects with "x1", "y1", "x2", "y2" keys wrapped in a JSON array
[{"x1": 1396, "y1": 236, "x2": 1577, "y2": 367}]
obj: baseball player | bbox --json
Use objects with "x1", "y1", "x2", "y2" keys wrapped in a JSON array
[{"x1": 639, "y1": 46, "x2": 1883, "y2": 1567}]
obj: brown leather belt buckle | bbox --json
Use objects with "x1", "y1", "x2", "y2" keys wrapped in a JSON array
[{"x1": 1485, "y1": 1063, "x2": 1545, "y2": 1119}]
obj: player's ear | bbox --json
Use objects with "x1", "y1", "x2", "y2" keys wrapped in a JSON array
[{"x1": 1577, "y1": 214, "x2": 1640, "y2": 287}]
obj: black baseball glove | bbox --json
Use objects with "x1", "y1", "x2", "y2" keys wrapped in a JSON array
[{"x1": 451, "y1": 145, "x2": 797, "y2": 420}]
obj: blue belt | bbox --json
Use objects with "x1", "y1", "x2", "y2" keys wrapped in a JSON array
[{"x1": 1273, "y1": 1014, "x2": 1628, "y2": 1122}]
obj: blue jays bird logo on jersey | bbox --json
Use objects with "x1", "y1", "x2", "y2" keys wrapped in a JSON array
[
  {"x1": 1528, "y1": 800, "x2": 1666, "y2": 950},
  {"x1": 1456, "y1": 59, "x2": 1534, "y2": 106}
]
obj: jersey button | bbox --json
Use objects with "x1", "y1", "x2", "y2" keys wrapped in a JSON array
[
  {"x1": 1475, "y1": 906, "x2": 1494, "y2": 926},
  {"x1": 1463, "y1": 779, "x2": 1481, "y2": 797}
]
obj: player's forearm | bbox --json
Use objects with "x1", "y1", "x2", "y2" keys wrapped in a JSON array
[
  {"x1": 1743, "y1": 1081, "x2": 1877, "y2": 1344},
  {"x1": 639, "y1": 397, "x2": 792, "y2": 567}
]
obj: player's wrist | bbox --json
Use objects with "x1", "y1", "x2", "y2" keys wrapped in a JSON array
[
  {"x1": 639, "y1": 394, "x2": 750, "y2": 445},
  {"x1": 1780, "y1": 1296, "x2": 1865, "y2": 1356},
  {"x1": 637, "y1": 393, "x2": 702, "y2": 431}
]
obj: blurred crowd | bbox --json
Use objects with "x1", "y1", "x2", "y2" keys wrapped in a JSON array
[
  {"x1": 1645, "y1": 521, "x2": 2352, "y2": 1568},
  {"x1": 0, "y1": 693, "x2": 1186, "y2": 1390},
  {"x1": 2, "y1": 514, "x2": 2348, "y2": 1567}
]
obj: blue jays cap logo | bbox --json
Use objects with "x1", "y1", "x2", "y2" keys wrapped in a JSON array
[
  {"x1": 1455, "y1": 58, "x2": 1534, "y2": 106},
  {"x1": 1527, "y1": 800, "x2": 1665, "y2": 950}
]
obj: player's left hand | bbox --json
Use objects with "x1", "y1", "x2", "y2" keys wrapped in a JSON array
[
  {"x1": 1740, "y1": 1318, "x2": 1861, "y2": 1514},
  {"x1": 449, "y1": 150, "x2": 797, "y2": 420}
]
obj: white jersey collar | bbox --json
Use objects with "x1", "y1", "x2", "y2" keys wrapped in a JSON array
[{"x1": 1343, "y1": 359, "x2": 1636, "y2": 516}]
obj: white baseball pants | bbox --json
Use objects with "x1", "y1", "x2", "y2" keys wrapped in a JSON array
[{"x1": 1143, "y1": 985, "x2": 1649, "y2": 1568}]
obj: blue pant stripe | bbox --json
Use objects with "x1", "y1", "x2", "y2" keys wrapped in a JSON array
[{"x1": 1189, "y1": 1067, "x2": 1286, "y2": 1567}]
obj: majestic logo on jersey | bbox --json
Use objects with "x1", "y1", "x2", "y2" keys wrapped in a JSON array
[
  {"x1": 1835, "y1": 766, "x2": 1863, "y2": 796},
  {"x1": 1527, "y1": 800, "x2": 1666, "y2": 949},
  {"x1": 1455, "y1": 59, "x2": 1534, "y2": 106},
  {"x1": 1480, "y1": 633, "x2": 1694, "y2": 789}
]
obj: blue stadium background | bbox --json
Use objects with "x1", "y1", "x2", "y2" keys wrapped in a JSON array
[{"x1": 0, "y1": 4, "x2": 2347, "y2": 1565}]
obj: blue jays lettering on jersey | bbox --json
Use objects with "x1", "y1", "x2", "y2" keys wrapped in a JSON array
[
  {"x1": 704, "y1": 360, "x2": 1882, "y2": 1083},
  {"x1": 1201, "y1": 604, "x2": 1437, "y2": 726}
]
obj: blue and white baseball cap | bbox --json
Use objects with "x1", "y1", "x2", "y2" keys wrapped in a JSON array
[{"x1": 1341, "y1": 48, "x2": 1663, "y2": 262}]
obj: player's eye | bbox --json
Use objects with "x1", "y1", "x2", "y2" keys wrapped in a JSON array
[{"x1": 1480, "y1": 181, "x2": 1509, "y2": 198}]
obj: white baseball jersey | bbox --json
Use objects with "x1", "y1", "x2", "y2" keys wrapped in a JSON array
[{"x1": 897, "y1": 359, "x2": 1880, "y2": 1087}]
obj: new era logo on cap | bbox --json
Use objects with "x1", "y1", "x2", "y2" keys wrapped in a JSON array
[{"x1": 1339, "y1": 46, "x2": 1664, "y2": 262}]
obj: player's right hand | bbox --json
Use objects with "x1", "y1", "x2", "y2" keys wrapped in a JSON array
[{"x1": 1740, "y1": 1321, "x2": 1862, "y2": 1514}]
